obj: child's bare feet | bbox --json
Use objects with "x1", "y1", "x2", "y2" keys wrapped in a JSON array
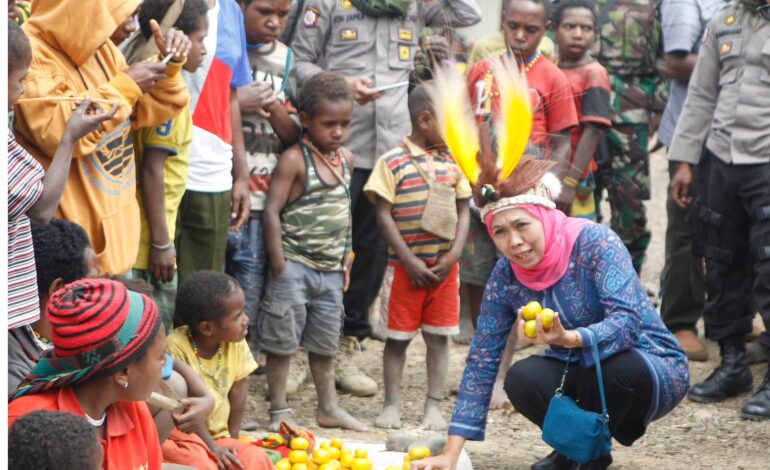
[
  {"x1": 421, "y1": 399, "x2": 447, "y2": 431},
  {"x1": 316, "y1": 406, "x2": 368, "y2": 431},
  {"x1": 375, "y1": 404, "x2": 402, "y2": 429},
  {"x1": 268, "y1": 408, "x2": 296, "y2": 432}
]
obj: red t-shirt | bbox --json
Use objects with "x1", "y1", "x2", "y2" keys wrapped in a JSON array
[
  {"x1": 560, "y1": 60, "x2": 612, "y2": 175},
  {"x1": 467, "y1": 55, "x2": 578, "y2": 154},
  {"x1": 9, "y1": 387, "x2": 163, "y2": 470}
]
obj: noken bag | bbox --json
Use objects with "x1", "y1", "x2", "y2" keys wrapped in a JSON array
[
  {"x1": 408, "y1": 155, "x2": 457, "y2": 240},
  {"x1": 541, "y1": 330, "x2": 612, "y2": 464}
]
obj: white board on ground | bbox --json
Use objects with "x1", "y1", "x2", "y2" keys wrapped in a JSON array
[{"x1": 316, "y1": 438, "x2": 473, "y2": 470}]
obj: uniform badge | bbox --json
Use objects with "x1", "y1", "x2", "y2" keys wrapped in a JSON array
[
  {"x1": 399, "y1": 45, "x2": 411, "y2": 61},
  {"x1": 341, "y1": 0, "x2": 353, "y2": 9},
  {"x1": 398, "y1": 27, "x2": 414, "y2": 42},
  {"x1": 725, "y1": 15, "x2": 735, "y2": 25},
  {"x1": 340, "y1": 28, "x2": 358, "y2": 41},
  {"x1": 303, "y1": 7, "x2": 320, "y2": 28},
  {"x1": 720, "y1": 42, "x2": 732, "y2": 55}
]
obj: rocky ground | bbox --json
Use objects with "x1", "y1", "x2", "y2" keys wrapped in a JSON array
[{"x1": 244, "y1": 151, "x2": 770, "y2": 469}]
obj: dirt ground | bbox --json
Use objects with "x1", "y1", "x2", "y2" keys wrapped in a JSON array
[{"x1": 244, "y1": 151, "x2": 770, "y2": 469}]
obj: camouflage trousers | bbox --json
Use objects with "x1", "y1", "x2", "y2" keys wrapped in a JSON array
[
  {"x1": 595, "y1": 123, "x2": 651, "y2": 273},
  {"x1": 132, "y1": 269, "x2": 178, "y2": 334}
]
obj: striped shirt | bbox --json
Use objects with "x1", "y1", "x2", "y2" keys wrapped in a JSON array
[
  {"x1": 364, "y1": 138, "x2": 472, "y2": 263},
  {"x1": 282, "y1": 143, "x2": 351, "y2": 271},
  {"x1": 8, "y1": 130, "x2": 44, "y2": 328}
]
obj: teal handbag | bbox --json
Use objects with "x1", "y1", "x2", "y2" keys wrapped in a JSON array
[{"x1": 541, "y1": 330, "x2": 612, "y2": 464}]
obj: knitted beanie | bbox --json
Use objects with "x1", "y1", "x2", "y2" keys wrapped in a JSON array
[{"x1": 12, "y1": 279, "x2": 160, "y2": 399}]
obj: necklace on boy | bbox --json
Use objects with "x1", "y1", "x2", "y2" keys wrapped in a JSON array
[
  {"x1": 303, "y1": 137, "x2": 342, "y2": 168},
  {"x1": 85, "y1": 412, "x2": 106, "y2": 427},
  {"x1": 33, "y1": 330, "x2": 51, "y2": 345},
  {"x1": 189, "y1": 331, "x2": 224, "y2": 389},
  {"x1": 524, "y1": 51, "x2": 542, "y2": 73}
]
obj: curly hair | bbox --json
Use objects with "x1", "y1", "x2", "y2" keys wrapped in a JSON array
[
  {"x1": 139, "y1": 0, "x2": 209, "y2": 38},
  {"x1": 10, "y1": 411, "x2": 101, "y2": 470},
  {"x1": 31, "y1": 219, "x2": 92, "y2": 299},
  {"x1": 298, "y1": 71, "x2": 354, "y2": 117},
  {"x1": 553, "y1": 0, "x2": 597, "y2": 26},
  {"x1": 8, "y1": 19, "x2": 31, "y2": 70},
  {"x1": 503, "y1": 0, "x2": 553, "y2": 22},
  {"x1": 175, "y1": 271, "x2": 240, "y2": 329}
]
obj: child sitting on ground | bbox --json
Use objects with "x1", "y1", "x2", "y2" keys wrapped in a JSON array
[
  {"x1": 365, "y1": 83, "x2": 471, "y2": 430},
  {"x1": 554, "y1": 0, "x2": 612, "y2": 220},
  {"x1": 260, "y1": 71, "x2": 364, "y2": 432},
  {"x1": 9, "y1": 410, "x2": 103, "y2": 470},
  {"x1": 7, "y1": 19, "x2": 115, "y2": 331},
  {"x1": 167, "y1": 271, "x2": 273, "y2": 470}
]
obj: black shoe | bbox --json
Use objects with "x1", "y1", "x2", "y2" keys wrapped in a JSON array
[
  {"x1": 577, "y1": 454, "x2": 612, "y2": 470},
  {"x1": 531, "y1": 450, "x2": 576, "y2": 470},
  {"x1": 741, "y1": 371, "x2": 770, "y2": 421},
  {"x1": 746, "y1": 342, "x2": 769, "y2": 365},
  {"x1": 688, "y1": 338, "x2": 753, "y2": 403}
]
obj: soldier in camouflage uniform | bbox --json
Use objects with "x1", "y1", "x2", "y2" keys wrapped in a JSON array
[{"x1": 592, "y1": 0, "x2": 668, "y2": 273}]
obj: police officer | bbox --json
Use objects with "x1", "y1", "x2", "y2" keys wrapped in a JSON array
[
  {"x1": 292, "y1": 0, "x2": 481, "y2": 397},
  {"x1": 668, "y1": 0, "x2": 770, "y2": 421},
  {"x1": 592, "y1": 0, "x2": 668, "y2": 274}
]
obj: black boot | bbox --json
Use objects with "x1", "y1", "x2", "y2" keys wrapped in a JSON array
[
  {"x1": 688, "y1": 338, "x2": 753, "y2": 403},
  {"x1": 531, "y1": 450, "x2": 577, "y2": 470},
  {"x1": 741, "y1": 369, "x2": 770, "y2": 420},
  {"x1": 577, "y1": 454, "x2": 612, "y2": 470}
]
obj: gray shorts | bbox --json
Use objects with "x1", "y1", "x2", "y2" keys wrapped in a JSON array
[
  {"x1": 257, "y1": 259, "x2": 344, "y2": 357},
  {"x1": 460, "y1": 215, "x2": 500, "y2": 286}
]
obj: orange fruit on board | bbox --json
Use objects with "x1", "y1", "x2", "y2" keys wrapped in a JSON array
[
  {"x1": 522, "y1": 301, "x2": 542, "y2": 321},
  {"x1": 291, "y1": 437, "x2": 311, "y2": 451},
  {"x1": 292, "y1": 464, "x2": 308, "y2": 470},
  {"x1": 351, "y1": 458, "x2": 373, "y2": 470},
  {"x1": 524, "y1": 320, "x2": 538, "y2": 338},
  {"x1": 340, "y1": 451, "x2": 354, "y2": 467},
  {"x1": 540, "y1": 308, "x2": 555, "y2": 330},
  {"x1": 313, "y1": 448, "x2": 332, "y2": 465},
  {"x1": 330, "y1": 437, "x2": 344, "y2": 449},
  {"x1": 354, "y1": 449, "x2": 368, "y2": 459},
  {"x1": 408, "y1": 446, "x2": 431, "y2": 460},
  {"x1": 276, "y1": 459, "x2": 292, "y2": 470},
  {"x1": 290, "y1": 450, "x2": 309, "y2": 464},
  {"x1": 327, "y1": 446, "x2": 341, "y2": 461}
]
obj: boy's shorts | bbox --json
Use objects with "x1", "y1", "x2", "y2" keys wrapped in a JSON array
[
  {"x1": 379, "y1": 260, "x2": 460, "y2": 340},
  {"x1": 257, "y1": 259, "x2": 344, "y2": 357},
  {"x1": 460, "y1": 216, "x2": 499, "y2": 286}
]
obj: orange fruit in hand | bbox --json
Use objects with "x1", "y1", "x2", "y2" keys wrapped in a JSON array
[
  {"x1": 540, "y1": 308, "x2": 555, "y2": 330},
  {"x1": 524, "y1": 320, "x2": 538, "y2": 338},
  {"x1": 522, "y1": 301, "x2": 542, "y2": 321},
  {"x1": 408, "y1": 446, "x2": 431, "y2": 461},
  {"x1": 291, "y1": 437, "x2": 310, "y2": 451}
]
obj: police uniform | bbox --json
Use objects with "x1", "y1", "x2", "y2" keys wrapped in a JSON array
[
  {"x1": 592, "y1": 0, "x2": 668, "y2": 272},
  {"x1": 292, "y1": 0, "x2": 481, "y2": 339},
  {"x1": 668, "y1": 3, "x2": 770, "y2": 418}
]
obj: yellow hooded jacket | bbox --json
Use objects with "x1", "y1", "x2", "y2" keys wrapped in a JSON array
[{"x1": 14, "y1": 0, "x2": 189, "y2": 275}]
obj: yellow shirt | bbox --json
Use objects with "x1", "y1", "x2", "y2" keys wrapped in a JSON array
[
  {"x1": 133, "y1": 106, "x2": 193, "y2": 270},
  {"x1": 167, "y1": 326, "x2": 258, "y2": 439}
]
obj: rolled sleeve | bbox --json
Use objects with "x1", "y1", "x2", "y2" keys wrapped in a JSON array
[{"x1": 661, "y1": 0, "x2": 702, "y2": 53}]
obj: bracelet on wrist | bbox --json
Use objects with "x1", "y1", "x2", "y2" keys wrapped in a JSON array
[
  {"x1": 562, "y1": 176, "x2": 579, "y2": 188},
  {"x1": 151, "y1": 241, "x2": 174, "y2": 251}
]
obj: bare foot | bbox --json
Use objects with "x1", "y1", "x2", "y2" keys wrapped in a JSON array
[
  {"x1": 489, "y1": 380, "x2": 512, "y2": 410},
  {"x1": 375, "y1": 404, "x2": 402, "y2": 429},
  {"x1": 452, "y1": 304, "x2": 475, "y2": 345},
  {"x1": 316, "y1": 406, "x2": 368, "y2": 431},
  {"x1": 268, "y1": 408, "x2": 296, "y2": 432},
  {"x1": 421, "y1": 400, "x2": 447, "y2": 431}
]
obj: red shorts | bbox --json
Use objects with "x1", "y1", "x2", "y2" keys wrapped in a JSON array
[{"x1": 379, "y1": 260, "x2": 460, "y2": 339}]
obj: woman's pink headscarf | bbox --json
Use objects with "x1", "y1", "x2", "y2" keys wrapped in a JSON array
[{"x1": 484, "y1": 204, "x2": 590, "y2": 291}]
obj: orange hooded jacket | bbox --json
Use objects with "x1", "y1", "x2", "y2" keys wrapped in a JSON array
[{"x1": 14, "y1": 0, "x2": 189, "y2": 275}]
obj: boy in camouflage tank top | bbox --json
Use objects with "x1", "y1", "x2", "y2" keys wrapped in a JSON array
[{"x1": 259, "y1": 72, "x2": 365, "y2": 432}]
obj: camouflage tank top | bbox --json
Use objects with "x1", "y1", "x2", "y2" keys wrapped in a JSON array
[{"x1": 282, "y1": 143, "x2": 351, "y2": 272}]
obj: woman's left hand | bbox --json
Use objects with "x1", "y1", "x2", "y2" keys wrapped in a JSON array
[{"x1": 516, "y1": 309, "x2": 574, "y2": 347}]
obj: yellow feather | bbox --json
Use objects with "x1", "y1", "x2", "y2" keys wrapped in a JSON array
[
  {"x1": 491, "y1": 56, "x2": 532, "y2": 180},
  {"x1": 428, "y1": 65, "x2": 481, "y2": 185}
]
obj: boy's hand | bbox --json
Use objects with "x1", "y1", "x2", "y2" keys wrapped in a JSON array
[
  {"x1": 555, "y1": 185, "x2": 576, "y2": 215},
  {"x1": 149, "y1": 245, "x2": 176, "y2": 283},
  {"x1": 271, "y1": 258, "x2": 288, "y2": 278},
  {"x1": 428, "y1": 254, "x2": 454, "y2": 282},
  {"x1": 172, "y1": 396, "x2": 214, "y2": 434},
  {"x1": 213, "y1": 446, "x2": 244, "y2": 470},
  {"x1": 150, "y1": 19, "x2": 192, "y2": 61},
  {"x1": 125, "y1": 62, "x2": 168, "y2": 93},
  {"x1": 342, "y1": 252, "x2": 355, "y2": 292},
  {"x1": 347, "y1": 76, "x2": 382, "y2": 105},
  {"x1": 64, "y1": 97, "x2": 120, "y2": 141},
  {"x1": 240, "y1": 81, "x2": 277, "y2": 116},
  {"x1": 670, "y1": 162, "x2": 693, "y2": 209},
  {"x1": 229, "y1": 179, "x2": 250, "y2": 231},
  {"x1": 404, "y1": 254, "x2": 440, "y2": 288}
]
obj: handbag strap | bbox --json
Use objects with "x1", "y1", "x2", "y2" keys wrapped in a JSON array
[
  {"x1": 403, "y1": 145, "x2": 437, "y2": 185},
  {"x1": 555, "y1": 330, "x2": 609, "y2": 420}
]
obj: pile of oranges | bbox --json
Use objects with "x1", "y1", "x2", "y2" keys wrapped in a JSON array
[
  {"x1": 521, "y1": 301, "x2": 555, "y2": 338},
  {"x1": 275, "y1": 437, "x2": 375, "y2": 470}
]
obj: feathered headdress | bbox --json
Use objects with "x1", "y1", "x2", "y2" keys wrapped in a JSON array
[{"x1": 427, "y1": 58, "x2": 560, "y2": 218}]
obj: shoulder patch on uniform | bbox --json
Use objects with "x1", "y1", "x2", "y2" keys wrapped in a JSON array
[
  {"x1": 340, "y1": 28, "x2": 357, "y2": 41},
  {"x1": 341, "y1": 0, "x2": 353, "y2": 9},
  {"x1": 303, "y1": 6, "x2": 320, "y2": 28},
  {"x1": 719, "y1": 42, "x2": 732, "y2": 55},
  {"x1": 724, "y1": 15, "x2": 735, "y2": 25},
  {"x1": 398, "y1": 27, "x2": 413, "y2": 42}
]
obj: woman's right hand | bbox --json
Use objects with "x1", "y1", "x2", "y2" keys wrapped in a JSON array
[{"x1": 410, "y1": 454, "x2": 456, "y2": 470}]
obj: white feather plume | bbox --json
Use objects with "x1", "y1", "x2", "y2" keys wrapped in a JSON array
[{"x1": 540, "y1": 172, "x2": 562, "y2": 200}]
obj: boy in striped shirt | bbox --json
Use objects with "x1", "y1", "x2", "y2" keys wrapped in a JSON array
[{"x1": 364, "y1": 84, "x2": 471, "y2": 430}]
